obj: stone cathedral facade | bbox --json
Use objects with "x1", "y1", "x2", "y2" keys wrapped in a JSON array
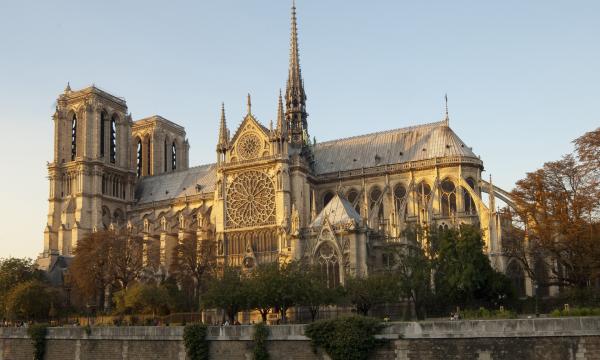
[{"x1": 38, "y1": 4, "x2": 516, "y2": 288}]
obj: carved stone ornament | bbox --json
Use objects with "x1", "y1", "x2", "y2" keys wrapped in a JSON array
[
  {"x1": 226, "y1": 170, "x2": 275, "y2": 228},
  {"x1": 237, "y1": 132, "x2": 262, "y2": 160}
]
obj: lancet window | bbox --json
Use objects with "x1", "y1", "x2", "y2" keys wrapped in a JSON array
[
  {"x1": 172, "y1": 142, "x2": 177, "y2": 171},
  {"x1": 110, "y1": 116, "x2": 117, "y2": 163},
  {"x1": 316, "y1": 242, "x2": 340, "y2": 288},
  {"x1": 136, "y1": 139, "x2": 142, "y2": 177},
  {"x1": 346, "y1": 188, "x2": 361, "y2": 213},
  {"x1": 369, "y1": 186, "x2": 384, "y2": 221},
  {"x1": 70, "y1": 114, "x2": 77, "y2": 161},
  {"x1": 440, "y1": 178, "x2": 457, "y2": 217},
  {"x1": 100, "y1": 111, "x2": 106, "y2": 157},
  {"x1": 464, "y1": 177, "x2": 476, "y2": 214},
  {"x1": 393, "y1": 183, "x2": 407, "y2": 218}
]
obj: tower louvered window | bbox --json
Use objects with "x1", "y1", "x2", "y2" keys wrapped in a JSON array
[
  {"x1": 70, "y1": 114, "x2": 77, "y2": 161},
  {"x1": 110, "y1": 117, "x2": 117, "y2": 163}
]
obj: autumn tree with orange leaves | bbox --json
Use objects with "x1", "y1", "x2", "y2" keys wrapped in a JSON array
[{"x1": 506, "y1": 127, "x2": 600, "y2": 292}]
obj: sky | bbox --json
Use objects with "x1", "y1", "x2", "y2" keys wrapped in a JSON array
[{"x1": 0, "y1": 0, "x2": 598, "y2": 258}]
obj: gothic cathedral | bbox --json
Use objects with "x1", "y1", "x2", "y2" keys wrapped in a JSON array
[{"x1": 38, "y1": 4, "x2": 514, "y2": 286}]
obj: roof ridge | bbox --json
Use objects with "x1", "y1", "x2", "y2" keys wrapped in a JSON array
[
  {"x1": 315, "y1": 120, "x2": 447, "y2": 147},
  {"x1": 138, "y1": 163, "x2": 216, "y2": 181}
]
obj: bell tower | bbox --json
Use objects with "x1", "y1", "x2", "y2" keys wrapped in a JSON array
[{"x1": 42, "y1": 85, "x2": 136, "y2": 260}]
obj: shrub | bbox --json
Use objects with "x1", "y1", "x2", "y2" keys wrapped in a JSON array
[
  {"x1": 305, "y1": 316, "x2": 385, "y2": 360},
  {"x1": 183, "y1": 324, "x2": 209, "y2": 360},
  {"x1": 461, "y1": 307, "x2": 516, "y2": 320},
  {"x1": 550, "y1": 307, "x2": 600, "y2": 317},
  {"x1": 253, "y1": 322, "x2": 270, "y2": 360},
  {"x1": 27, "y1": 323, "x2": 48, "y2": 360}
]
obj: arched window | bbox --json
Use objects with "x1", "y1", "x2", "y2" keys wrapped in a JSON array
[
  {"x1": 164, "y1": 140, "x2": 168, "y2": 172},
  {"x1": 100, "y1": 111, "x2": 107, "y2": 157},
  {"x1": 171, "y1": 142, "x2": 177, "y2": 171},
  {"x1": 323, "y1": 191, "x2": 334, "y2": 208},
  {"x1": 440, "y1": 179, "x2": 457, "y2": 217},
  {"x1": 316, "y1": 242, "x2": 340, "y2": 288},
  {"x1": 346, "y1": 188, "x2": 360, "y2": 213},
  {"x1": 70, "y1": 114, "x2": 77, "y2": 161},
  {"x1": 110, "y1": 116, "x2": 117, "y2": 164},
  {"x1": 416, "y1": 181, "x2": 431, "y2": 207},
  {"x1": 393, "y1": 184, "x2": 407, "y2": 217},
  {"x1": 369, "y1": 186, "x2": 384, "y2": 220},
  {"x1": 464, "y1": 177, "x2": 476, "y2": 214},
  {"x1": 146, "y1": 137, "x2": 151, "y2": 176},
  {"x1": 136, "y1": 139, "x2": 142, "y2": 177}
]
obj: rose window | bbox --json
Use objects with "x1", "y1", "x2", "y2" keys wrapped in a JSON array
[
  {"x1": 238, "y1": 133, "x2": 262, "y2": 160},
  {"x1": 226, "y1": 170, "x2": 275, "y2": 228}
]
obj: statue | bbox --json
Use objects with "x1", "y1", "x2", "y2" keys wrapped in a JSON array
[{"x1": 290, "y1": 204, "x2": 300, "y2": 236}]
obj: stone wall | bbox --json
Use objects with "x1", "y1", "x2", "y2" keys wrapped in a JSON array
[{"x1": 1, "y1": 317, "x2": 599, "y2": 360}]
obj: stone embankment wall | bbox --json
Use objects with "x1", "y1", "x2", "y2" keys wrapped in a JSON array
[{"x1": 1, "y1": 317, "x2": 599, "y2": 359}]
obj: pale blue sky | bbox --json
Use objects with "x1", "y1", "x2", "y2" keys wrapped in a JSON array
[{"x1": 0, "y1": 0, "x2": 598, "y2": 258}]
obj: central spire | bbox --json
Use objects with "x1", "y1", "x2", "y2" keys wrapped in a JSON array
[{"x1": 285, "y1": 0, "x2": 309, "y2": 148}]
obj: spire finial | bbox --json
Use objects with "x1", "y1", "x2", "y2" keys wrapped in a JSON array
[
  {"x1": 217, "y1": 102, "x2": 229, "y2": 151},
  {"x1": 247, "y1": 93, "x2": 252, "y2": 115},
  {"x1": 65, "y1": 82, "x2": 71, "y2": 93},
  {"x1": 286, "y1": 0, "x2": 309, "y2": 147},
  {"x1": 444, "y1": 93, "x2": 449, "y2": 124}
]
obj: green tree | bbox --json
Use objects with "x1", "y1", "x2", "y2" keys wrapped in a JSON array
[
  {"x1": 433, "y1": 226, "x2": 513, "y2": 311},
  {"x1": 114, "y1": 283, "x2": 170, "y2": 316},
  {"x1": 389, "y1": 243, "x2": 433, "y2": 320},
  {"x1": 0, "y1": 258, "x2": 44, "y2": 317},
  {"x1": 344, "y1": 273, "x2": 398, "y2": 316},
  {"x1": 246, "y1": 263, "x2": 280, "y2": 322},
  {"x1": 4, "y1": 280, "x2": 62, "y2": 321},
  {"x1": 202, "y1": 266, "x2": 248, "y2": 323},
  {"x1": 295, "y1": 264, "x2": 339, "y2": 322}
]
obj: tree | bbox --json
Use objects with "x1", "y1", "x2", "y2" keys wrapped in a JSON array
[
  {"x1": 246, "y1": 263, "x2": 280, "y2": 322},
  {"x1": 344, "y1": 273, "x2": 398, "y2": 316},
  {"x1": 433, "y1": 226, "x2": 513, "y2": 311},
  {"x1": 4, "y1": 280, "x2": 62, "y2": 321},
  {"x1": 170, "y1": 238, "x2": 216, "y2": 311},
  {"x1": 202, "y1": 266, "x2": 248, "y2": 323},
  {"x1": 70, "y1": 230, "x2": 145, "y2": 312},
  {"x1": 508, "y1": 135, "x2": 600, "y2": 290},
  {"x1": 0, "y1": 258, "x2": 44, "y2": 317},
  {"x1": 294, "y1": 264, "x2": 339, "y2": 322},
  {"x1": 114, "y1": 283, "x2": 170, "y2": 316},
  {"x1": 388, "y1": 243, "x2": 433, "y2": 320}
]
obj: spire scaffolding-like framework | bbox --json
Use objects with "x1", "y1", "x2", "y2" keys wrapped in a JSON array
[{"x1": 285, "y1": 0, "x2": 309, "y2": 148}]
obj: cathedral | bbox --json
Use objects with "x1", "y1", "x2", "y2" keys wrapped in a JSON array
[{"x1": 38, "y1": 4, "x2": 518, "y2": 289}]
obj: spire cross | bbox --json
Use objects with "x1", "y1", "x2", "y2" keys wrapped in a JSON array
[{"x1": 247, "y1": 93, "x2": 252, "y2": 115}]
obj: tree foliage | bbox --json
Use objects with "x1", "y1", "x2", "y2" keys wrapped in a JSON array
[
  {"x1": 433, "y1": 226, "x2": 513, "y2": 310},
  {"x1": 508, "y1": 127, "x2": 600, "y2": 290},
  {"x1": 202, "y1": 266, "x2": 248, "y2": 322},
  {"x1": 70, "y1": 231, "x2": 144, "y2": 312},
  {"x1": 0, "y1": 258, "x2": 44, "y2": 317},
  {"x1": 344, "y1": 273, "x2": 398, "y2": 316},
  {"x1": 4, "y1": 280, "x2": 62, "y2": 321},
  {"x1": 170, "y1": 238, "x2": 216, "y2": 311},
  {"x1": 113, "y1": 283, "x2": 170, "y2": 316},
  {"x1": 183, "y1": 324, "x2": 209, "y2": 360},
  {"x1": 305, "y1": 316, "x2": 384, "y2": 360}
]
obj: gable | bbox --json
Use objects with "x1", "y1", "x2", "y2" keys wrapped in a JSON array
[{"x1": 229, "y1": 114, "x2": 271, "y2": 162}]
